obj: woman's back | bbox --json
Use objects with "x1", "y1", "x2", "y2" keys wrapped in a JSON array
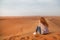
[{"x1": 40, "y1": 17, "x2": 49, "y2": 34}]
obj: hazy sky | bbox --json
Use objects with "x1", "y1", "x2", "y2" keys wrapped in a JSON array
[{"x1": 0, "y1": 0, "x2": 60, "y2": 16}]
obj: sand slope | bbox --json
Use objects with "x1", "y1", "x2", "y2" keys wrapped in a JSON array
[{"x1": 0, "y1": 16, "x2": 60, "y2": 40}]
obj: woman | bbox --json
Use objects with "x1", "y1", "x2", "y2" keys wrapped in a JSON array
[
  {"x1": 33, "y1": 17, "x2": 49, "y2": 35},
  {"x1": 40, "y1": 17, "x2": 49, "y2": 34}
]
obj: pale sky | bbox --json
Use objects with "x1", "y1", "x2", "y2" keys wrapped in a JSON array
[{"x1": 0, "y1": 0, "x2": 60, "y2": 16}]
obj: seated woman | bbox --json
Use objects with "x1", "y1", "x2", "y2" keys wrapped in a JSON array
[
  {"x1": 40, "y1": 17, "x2": 49, "y2": 34},
  {"x1": 33, "y1": 17, "x2": 49, "y2": 35}
]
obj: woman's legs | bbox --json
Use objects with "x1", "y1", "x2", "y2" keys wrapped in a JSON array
[{"x1": 36, "y1": 27, "x2": 41, "y2": 34}]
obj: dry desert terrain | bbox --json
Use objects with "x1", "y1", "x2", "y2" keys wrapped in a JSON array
[{"x1": 0, "y1": 16, "x2": 60, "y2": 40}]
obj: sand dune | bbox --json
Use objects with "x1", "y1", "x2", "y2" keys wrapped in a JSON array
[{"x1": 0, "y1": 16, "x2": 60, "y2": 40}]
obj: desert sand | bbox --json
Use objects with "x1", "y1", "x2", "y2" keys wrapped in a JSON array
[{"x1": 0, "y1": 16, "x2": 60, "y2": 40}]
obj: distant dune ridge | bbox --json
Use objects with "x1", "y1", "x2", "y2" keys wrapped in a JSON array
[{"x1": 0, "y1": 16, "x2": 60, "y2": 40}]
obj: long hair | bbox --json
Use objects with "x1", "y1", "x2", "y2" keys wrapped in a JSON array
[{"x1": 40, "y1": 17, "x2": 48, "y2": 27}]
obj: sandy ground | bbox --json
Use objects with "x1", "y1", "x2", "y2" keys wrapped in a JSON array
[{"x1": 0, "y1": 16, "x2": 60, "y2": 40}]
